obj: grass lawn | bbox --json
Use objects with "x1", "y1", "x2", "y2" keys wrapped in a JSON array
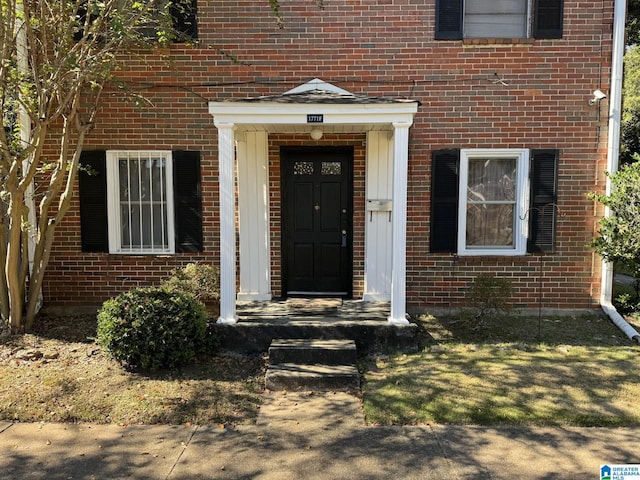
[
  {"x1": 0, "y1": 313, "x2": 265, "y2": 426},
  {"x1": 363, "y1": 313, "x2": 640, "y2": 427},
  {"x1": 3, "y1": 309, "x2": 640, "y2": 428}
]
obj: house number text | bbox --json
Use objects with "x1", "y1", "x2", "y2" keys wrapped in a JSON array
[{"x1": 307, "y1": 114, "x2": 324, "y2": 123}]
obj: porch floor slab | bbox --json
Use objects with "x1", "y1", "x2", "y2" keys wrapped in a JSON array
[
  {"x1": 212, "y1": 301, "x2": 423, "y2": 355},
  {"x1": 236, "y1": 299, "x2": 391, "y2": 322}
]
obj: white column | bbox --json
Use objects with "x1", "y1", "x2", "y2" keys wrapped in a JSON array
[
  {"x1": 388, "y1": 121, "x2": 412, "y2": 325},
  {"x1": 216, "y1": 122, "x2": 238, "y2": 324}
]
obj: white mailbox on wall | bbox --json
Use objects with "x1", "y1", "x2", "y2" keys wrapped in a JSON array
[
  {"x1": 367, "y1": 199, "x2": 392, "y2": 222},
  {"x1": 367, "y1": 199, "x2": 392, "y2": 211}
]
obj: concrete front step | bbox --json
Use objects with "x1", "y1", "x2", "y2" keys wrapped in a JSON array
[
  {"x1": 268, "y1": 339, "x2": 357, "y2": 366},
  {"x1": 212, "y1": 318, "x2": 421, "y2": 354},
  {"x1": 265, "y1": 363, "x2": 360, "y2": 391}
]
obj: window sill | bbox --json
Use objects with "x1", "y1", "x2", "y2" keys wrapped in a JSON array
[
  {"x1": 108, "y1": 251, "x2": 175, "y2": 256},
  {"x1": 452, "y1": 253, "x2": 535, "y2": 263},
  {"x1": 463, "y1": 38, "x2": 535, "y2": 46},
  {"x1": 457, "y1": 251, "x2": 526, "y2": 257}
]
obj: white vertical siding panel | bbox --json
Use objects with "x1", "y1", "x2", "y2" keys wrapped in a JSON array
[
  {"x1": 382, "y1": 132, "x2": 394, "y2": 293},
  {"x1": 254, "y1": 132, "x2": 271, "y2": 296},
  {"x1": 364, "y1": 131, "x2": 393, "y2": 300},
  {"x1": 366, "y1": 133, "x2": 380, "y2": 295},
  {"x1": 237, "y1": 138, "x2": 250, "y2": 293},
  {"x1": 238, "y1": 131, "x2": 271, "y2": 300},
  {"x1": 247, "y1": 136, "x2": 259, "y2": 292}
]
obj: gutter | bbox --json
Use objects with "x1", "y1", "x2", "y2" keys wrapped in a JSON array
[{"x1": 601, "y1": 0, "x2": 640, "y2": 343}]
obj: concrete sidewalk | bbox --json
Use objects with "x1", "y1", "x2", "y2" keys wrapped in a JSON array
[{"x1": 1, "y1": 392, "x2": 638, "y2": 479}]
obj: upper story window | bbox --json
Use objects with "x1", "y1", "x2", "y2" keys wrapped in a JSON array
[
  {"x1": 466, "y1": 0, "x2": 528, "y2": 38},
  {"x1": 435, "y1": 0, "x2": 564, "y2": 40},
  {"x1": 171, "y1": 0, "x2": 198, "y2": 41},
  {"x1": 138, "y1": 0, "x2": 198, "y2": 42},
  {"x1": 74, "y1": 0, "x2": 197, "y2": 44}
]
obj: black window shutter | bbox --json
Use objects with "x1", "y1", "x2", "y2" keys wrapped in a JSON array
[
  {"x1": 431, "y1": 149, "x2": 460, "y2": 253},
  {"x1": 173, "y1": 150, "x2": 203, "y2": 252},
  {"x1": 78, "y1": 150, "x2": 108, "y2": 252},
  {"x1": 528, "y1": 149, "x2": 559, "y2": 253},
  {"x1": 533, "y1": 0, "x2": 563, "y2": 39},
  {"x1": 435, "y1": 0, "x2": 463, "y2": 40}
]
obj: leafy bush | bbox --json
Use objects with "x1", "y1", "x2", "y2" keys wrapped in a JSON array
[
  {"x1": 589, "y1": 161, "x2": 640, "y2": 298},
  {"x1": 465, "y1": 274, "x2": 514, "y2": 319},
  {"x1": 162, "y1": 263, "x2": 220, "y2": 304},
  {"x1": 97, "y1": 287, "x2": 207, "y2": 371},
  {"x1": 614, "y1": 292, "x2": 640, "y2": 315}
]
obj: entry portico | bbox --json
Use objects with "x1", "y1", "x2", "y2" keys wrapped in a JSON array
[{"x1": 209, "y1": 80, "x2": 418, "y2": 325}]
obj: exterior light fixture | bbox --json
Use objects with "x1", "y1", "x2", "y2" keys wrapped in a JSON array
[
  {"x1": 310, "y1": 128, "x2": 323, "y2": 140},
  {"x1": 589, "y1": 89, "x2": 607, "y2": 105}
]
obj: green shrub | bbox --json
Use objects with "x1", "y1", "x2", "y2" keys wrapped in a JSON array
[
  {"x1": 162, "y1": 263, "x2": 220, "y2": 304},
  {"x1": 465, "y1": 274, "x2": 514, "y2": 319},
  {"x1": 589, "y1": 161, "x2": 640, "y2": 299},
  {"x1": 97, "y1": 287, "x2": 207, "y2": 371},
  {"x1": 614, "y1": 292, "x2": 640, "y2": 315}
]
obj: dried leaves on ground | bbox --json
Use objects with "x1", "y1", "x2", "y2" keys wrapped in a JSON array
[{"x1": 0, "y1": 313, "x2": 265, "y2": 426}]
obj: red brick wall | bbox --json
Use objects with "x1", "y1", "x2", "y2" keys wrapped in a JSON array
[{"x1": 43, "y1": 0, "x2": 613, "y2": 310}]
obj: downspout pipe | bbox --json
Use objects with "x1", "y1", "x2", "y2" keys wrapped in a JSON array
[{"x1": 601, "y1": 0, "x2": 640, "y2": 343}]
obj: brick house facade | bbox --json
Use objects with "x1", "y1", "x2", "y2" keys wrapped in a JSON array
[{"x1": 42, "y1": 1, "x2": 616, "y2": 319}]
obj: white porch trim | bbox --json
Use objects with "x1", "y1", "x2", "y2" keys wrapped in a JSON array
[{"x1": 210, "y1": 84, "x2": 417, "y2": 325}]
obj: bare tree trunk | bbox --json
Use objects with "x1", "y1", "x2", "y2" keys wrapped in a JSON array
[
  {"x1": 0, "y1": 214, "x2": 9, "y2": 322},
  {"x1": 6, "y1": 193, "x2": 26, "y2": 333},
  {"x1": 24, "y1": 121, "x2": 88, "y2": 330},
  {"x1": 25, "y1": 222, "x2": 54, "y2": 330},
  {"x1": 0, "y1": 12, "x2": 12, "y2": 323},
  {"x1": 19, "y1": 210, "x2": 29, "y2": 300}
]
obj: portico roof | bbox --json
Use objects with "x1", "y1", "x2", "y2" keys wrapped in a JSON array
[
  {"x1": 211, "y1": 79, "x2": 417, "y2": 326},
  {"x1": 226, "y1": 88, "x2": 420, "y2": 106},
  {"x1": 208, "y1": 79, "x2": 419, "y2": 134}
]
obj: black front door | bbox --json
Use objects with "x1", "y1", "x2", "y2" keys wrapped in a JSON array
[{"x1": 281, "y1": 147, "x2": 353, "y2": 297}]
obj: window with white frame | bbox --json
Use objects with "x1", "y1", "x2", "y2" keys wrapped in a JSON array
[
  {"x1": 458, "y1": 149, "x2": 529, "y2": 255},
  {"x1": 106, "y1": 151, "x2": 175, "y2": 254}
]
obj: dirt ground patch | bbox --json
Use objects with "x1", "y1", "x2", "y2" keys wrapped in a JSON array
[{"x1": 0, "y1": 312, "x2": 265, "y2": 426}]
